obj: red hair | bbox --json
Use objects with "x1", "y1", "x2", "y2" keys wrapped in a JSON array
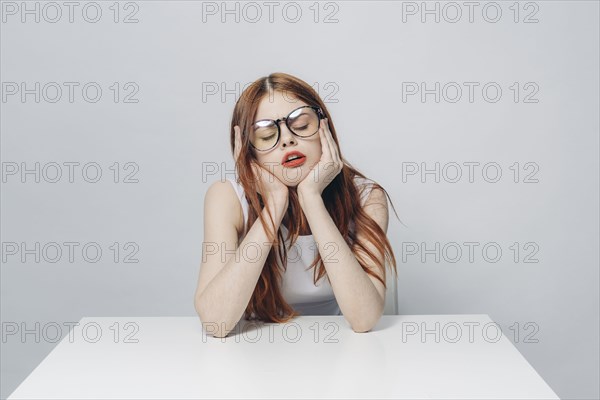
[{"x1": 230, "y1": 72, "x2": 400, "y2": 323}]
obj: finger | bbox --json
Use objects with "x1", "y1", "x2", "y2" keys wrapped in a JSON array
[
  {"x1": 320, "y1": 119, "x2": 334, "y2": 167},
  {"x1": 250, "y1": 160, "x2": 259, "y2": 177},
  {"x1": 250, "y1": 161, "x2": 262, "y2": 190},
  {"x1": 234, "y1": 126, "x2": 241, "y2": 162},
  {"x1": 323, "y1": 118, "x2": 339, "y2": 164},
  {"x1": 319, "y1": 119, "x2": 331, "y2": 159},
  {"x1": 325, "y1": 119, "x2": 342, "y2": 170}
]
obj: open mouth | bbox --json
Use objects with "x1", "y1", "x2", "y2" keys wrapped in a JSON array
[{"x1": 282, "y1": 156, "x2": 306, "y2": 168}]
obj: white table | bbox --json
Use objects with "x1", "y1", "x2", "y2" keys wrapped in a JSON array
[{"x1": 8, "y1": 315, "x2": 559, "y2": 399}]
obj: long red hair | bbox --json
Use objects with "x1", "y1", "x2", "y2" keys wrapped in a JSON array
[{"x1": 230, "y1": 72, "x2": 400, "y2": 323}]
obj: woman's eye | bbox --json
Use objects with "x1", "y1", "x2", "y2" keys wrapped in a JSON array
[
  {"x1": 261, "y1": 134, "x2": 276, "y2": 141},
  {"x1": 295, "y1": 125, "x2": 308, "y2": 130}
]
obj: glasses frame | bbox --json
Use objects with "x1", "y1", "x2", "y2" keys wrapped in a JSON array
[{"x1": 249, "y1": 105, "x2": 325, "y2": 152}]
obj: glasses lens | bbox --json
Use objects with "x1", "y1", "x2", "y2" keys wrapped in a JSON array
[
  {"x1": 288, "y1": 107, "x2": 319, "y2": 137},
  {"x1": 250, "y1": 121, "x2": 278, "y2": 151}
]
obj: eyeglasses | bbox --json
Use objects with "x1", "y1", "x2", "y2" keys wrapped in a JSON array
[{"x1": 249, "y1": 105, "x2": 325, "y2": 152}]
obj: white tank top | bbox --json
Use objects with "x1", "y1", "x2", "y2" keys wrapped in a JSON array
[{"x1": 226, "y1": 175, "x2": 375, "y2": 316}]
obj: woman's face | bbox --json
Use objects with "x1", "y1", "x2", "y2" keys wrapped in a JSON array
[{"x1": 251, "y1": 90, "x2": 322, "y2": 187}]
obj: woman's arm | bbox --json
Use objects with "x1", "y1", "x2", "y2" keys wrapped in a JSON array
[
  {"x1": 296, "y1": 118, "x2": 387, "y2": 332},
  {"x1": 194, "y1": 182, "x2": 288, "y2": 338},
  {"x1": 298, "y1": 188, "x2": 388, "y2": 333}
]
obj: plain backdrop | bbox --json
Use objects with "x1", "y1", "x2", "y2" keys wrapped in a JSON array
[{"x1": 1, "y1": 1, "x2": 598, "y2": 399}]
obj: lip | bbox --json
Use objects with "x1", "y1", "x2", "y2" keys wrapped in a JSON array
[
  {"x1": 282, "y1": 157, "x2": 306, "y2": 168},
  {"x1": 281, "y1": 151, "x2": 306, "y2": 166}
]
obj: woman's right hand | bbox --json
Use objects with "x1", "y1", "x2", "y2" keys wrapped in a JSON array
[{"x1": 234, "y1": 125, "x2": 289, "y2": 206}]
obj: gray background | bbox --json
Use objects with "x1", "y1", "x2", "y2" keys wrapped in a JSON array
[{"x1": 1, "y1": 1, "x2": 598, "y2": 399}]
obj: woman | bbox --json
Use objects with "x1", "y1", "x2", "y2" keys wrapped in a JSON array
[{"x1": 195, "y1": 72, "x2": 399, "y2": 337}]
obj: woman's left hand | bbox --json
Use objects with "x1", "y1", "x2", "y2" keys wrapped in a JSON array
[{"x1": 297, "y1": 118, "x2": 343, "y2": 198}]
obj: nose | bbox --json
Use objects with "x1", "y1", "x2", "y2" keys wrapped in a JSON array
[{"x1": 278, "y1": 121, "x2": 296, "y2": 147}]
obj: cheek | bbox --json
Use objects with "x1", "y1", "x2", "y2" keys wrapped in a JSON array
[
  {"x1": 253, "y1": 153, "x2": 267, "y2": 166},
  {"x1": 256, "y1": 155, "x2": 281, "y2": 174}
]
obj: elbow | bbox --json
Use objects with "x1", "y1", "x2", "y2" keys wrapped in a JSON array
[
  {"x1": 351, "y1": 305, "x2": 384, "y2": 333},
  {"x1": 194, "y1": 292, "x2": 204, "y2": 319},
  {"x1": 194, "y1": 295, "x2": 234, "y2": 338},
  {"x1": 352, "y1": 322, "x2": 376, "y2": 333},
  {"x1": 197, "y1": 311, "x2": 232, "y2": 338},
  {"x1": 351, "y1": 314, "x2": 379, "y2": 333},
  {"x1": 201, "y1": 319, "x2": 232, "y2": 338}
]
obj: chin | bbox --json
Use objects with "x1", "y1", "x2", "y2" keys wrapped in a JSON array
[{"x1": 279, "y1": 167, "x2": 307, "y2": 186}]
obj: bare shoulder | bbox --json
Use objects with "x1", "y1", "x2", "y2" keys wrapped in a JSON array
[
  {"x1": 204, "y1": 180, "x2": 244, "y2": 237},
  {"x1": 354, "y1": 177, "x2": 386, "y2": 206},
  {"x1": 364, "y1": 186, "x2": 388, "y2": 208},
  {"x1": 357, "y1": 179, "x2": 389, "y2": 232}
]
